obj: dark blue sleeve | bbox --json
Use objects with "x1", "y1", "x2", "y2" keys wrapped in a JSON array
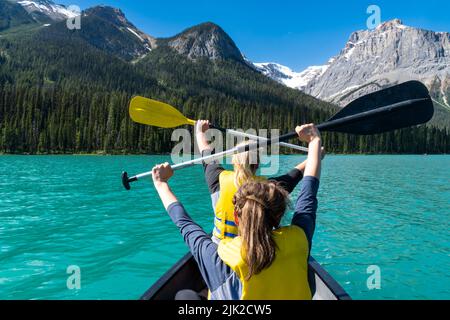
[
  {"x1": 201, "y1": 150, "x2": 224, "y2": 194},
  {"x1": 269, "y1": 168, "x2": 303, "y2": 193},
  {"x1": 166, "y1": 202, "x2": 232, "y2": 292},
  {"x1": 291, "y1": 176, "x2": 320, "y2": 250}
]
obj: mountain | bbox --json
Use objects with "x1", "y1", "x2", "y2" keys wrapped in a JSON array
[
  {"x1": 28, "y1": 6, "x2": 157, "y2": 61},
  {"x1": 0, "y1": 4, "x2": 339, "y2": 154},
  {"x1": 253, "y1": 62, "x2": 329, "y2": 91},
  {"x1": 255, "y1": 19, "x2": 450, "y2": 128},
  {"x1": 0, "y1": 5, "x2": 448, "y2": 155},
  {"x1": 0, "y1": 3, "x2": 156, "y2": 61},
  {"x1": 158, "y1": 22, "x2": 245, "y2": 62},
  {"x1": 304, "y1": 20, "x2": 449, "y2": 105},
  {"x1": 83, "y1": 6, "x2": 156, "y2": 53},
  {"x1": 0, "y1": 0, "x2": 36, "y2": 31},
  {"x1": 3, "y1": 4, "x2": 236, "y2": 63},
  {"x1": 13, "y1": 0, "x2": 78, "y2": 23}
]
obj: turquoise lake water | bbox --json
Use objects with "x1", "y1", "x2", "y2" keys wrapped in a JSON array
[{"x1": 0, "y1": 155, "x2": 449, "y2": 300}]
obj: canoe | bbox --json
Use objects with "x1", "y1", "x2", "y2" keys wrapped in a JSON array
[{"x1": 141, "y1": 252, "x2": 351, "y2": 300}]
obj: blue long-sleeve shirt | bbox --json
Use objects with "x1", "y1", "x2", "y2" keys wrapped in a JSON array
[{"x1": 166, "y1": 176, "x2": 320, "y2": 299}]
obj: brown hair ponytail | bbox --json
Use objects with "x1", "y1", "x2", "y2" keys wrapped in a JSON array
[{"x1": 232, "y1": 181, "x2": 289, "y2": 280}]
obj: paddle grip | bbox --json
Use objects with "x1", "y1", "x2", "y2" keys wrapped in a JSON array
[{"x1": 122, "y1": 171, "x2": 137, "y2": 190}]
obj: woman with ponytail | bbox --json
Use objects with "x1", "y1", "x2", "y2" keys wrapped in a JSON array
[
  {"x1": 152, "y1": 124, "x2": 322, "y2": 300},
  {"x1": 195, "y1": 120, "x2": 322, "y2": 242}
]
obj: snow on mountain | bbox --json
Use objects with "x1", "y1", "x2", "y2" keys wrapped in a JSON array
[
  {"x1": 84, "y1": 6, "x2": 156, "y2": 52},
  {"x1": 60, "y1": 6, "x2": 156, "y2": 61},
  {"x1": 16, "y1": 0, "x2": 79, "y2": 22},
  {"x1": 254, "y1": 19, "x2": 450, "y2": 114},
  {"x1": 253, "y1": 62, "x2": 329, "y2": 90},
  {"x1": 302, "y1": 19, "x2": 450, "y2": 108}
]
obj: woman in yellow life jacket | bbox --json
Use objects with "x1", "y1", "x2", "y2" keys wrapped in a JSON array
[
  {"x1": 152, "y1": 124, "x2": 322, "y2": 300},
  {"x1": 195, "y1": 120, "x2": 322, "y2": 242}
]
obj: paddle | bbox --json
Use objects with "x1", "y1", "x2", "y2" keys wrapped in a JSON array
[
  {"x1": 122, "y1": 80, "x2": 434, "y2": 190},
  {"x1": 275, "y1": 80, "x2": 434, "y2": 142},
  {"x1": 129, "y1": 96, "x2": 307, "y2": 152}
]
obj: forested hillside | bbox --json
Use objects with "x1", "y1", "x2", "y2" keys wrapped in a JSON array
[
  {"x1": 0, "y1": 6, "x2": 448, "y2": 154},
  {"x1": 0, "y1": 0, "x2": 36, "y2": 32}
]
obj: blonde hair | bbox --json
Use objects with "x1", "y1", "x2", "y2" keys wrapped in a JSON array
[
  {"x1": 232, "y1": 141, "x2": 259, "y2": 187},
  {"x1": 232, "y1": 181, "x2": 289, "y2": 280}
]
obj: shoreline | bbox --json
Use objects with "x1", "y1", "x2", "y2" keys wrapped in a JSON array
[{"x1": 0, "y1": 152, "x2": 448, "y2": 156}]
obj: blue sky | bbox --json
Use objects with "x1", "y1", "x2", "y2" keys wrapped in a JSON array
[{"x1": 58, "y1": 0, "x2": 450, "y2": 71}]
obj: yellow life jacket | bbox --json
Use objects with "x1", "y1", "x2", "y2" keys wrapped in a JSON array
[
  {"x1": 218, "y1": 225, "x2": 312, "y2": 300},
  {"x1": 213, "y1": 170, "x2": 266, "y2": 240}
]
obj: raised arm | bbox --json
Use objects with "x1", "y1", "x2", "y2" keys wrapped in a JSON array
[
  {"x1": 152, "y1": 163, "x2": 213, "y2": 249},
  {"x1": 295, "y1": 146, "x2": 325, "y2": 173},
  {"x1": 295, "y1": 160, "x2": 307, "y2": 174},
  {"x1": 195, "y1": 120, "x2": 212, "y2": 154},
  {"x1": 193, "y1": 120, "x2": 225, "y2": 195},
  {"x1": 291, "y1": 124, "x2": 322, "y2": 248},
  {"x1": 151, "y1": 163, "x2": 232, "y2": 293},
  {"x1": 152, "y1": 163, "x2": 178, "y2": 209},
  {"x1": 152, "y1": 163, "x2": 217, "y2": 271},
  {"x1": 296, "y1": 124, "x2": 322, "y2": 179}
]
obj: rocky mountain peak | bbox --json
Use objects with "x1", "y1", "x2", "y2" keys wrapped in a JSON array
[
  {"x1": 82, "y1": 5, "x2": 157, "y2": 56},
  {"x1": 162, "y1": 22, "x2": 244, "y2": 62},
  {"x1": 377, "y1": 18, "x2": 404, "y2": 30},
  {"x1": 305, "y1": 19, "x2": 449, "y2": 105},
  {"x1": 84, "y1": 6, "x2": 127, "y2": 25},
  {"x1": 254, "y1": 19, "x2": 450, "y2": 118}
]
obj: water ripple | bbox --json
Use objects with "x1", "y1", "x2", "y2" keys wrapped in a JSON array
[{"x1": 0, "y1": 155, "x2": 449, "y2": 299}]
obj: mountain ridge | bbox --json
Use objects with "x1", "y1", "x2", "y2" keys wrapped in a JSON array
[
  {"x1": 304, "y1": 19, "x2": 449, "y2": 105},
  {"x1": 0, "y1": 3, "x2": 448, "y2": 154},
  {"x1": 253, "y1": 19, "x2": 450, "y2": 129},
  {"x1": 157, "y1": 22, "x2": 245, "y2": 62},
  {"x1": 1, "y1": 2, "x2": 347, "y2": 154},
  {"x1": 5, "y1": 2, "x2": 245, "y2": 64},
  {"x1": 0, "y1": 0, "x2": 36, "y2": 31},
  {"x1": 256, "y1": 19, "x2": 450, "y2": 105}
]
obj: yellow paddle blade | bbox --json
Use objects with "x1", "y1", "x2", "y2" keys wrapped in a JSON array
[{"x1": 129, "y1": 96, "x2": 196, "y2": 128}]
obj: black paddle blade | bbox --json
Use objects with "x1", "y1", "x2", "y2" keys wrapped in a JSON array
[{"x1": 322, "y1": 81, "x2": 434, "y2": 135}]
